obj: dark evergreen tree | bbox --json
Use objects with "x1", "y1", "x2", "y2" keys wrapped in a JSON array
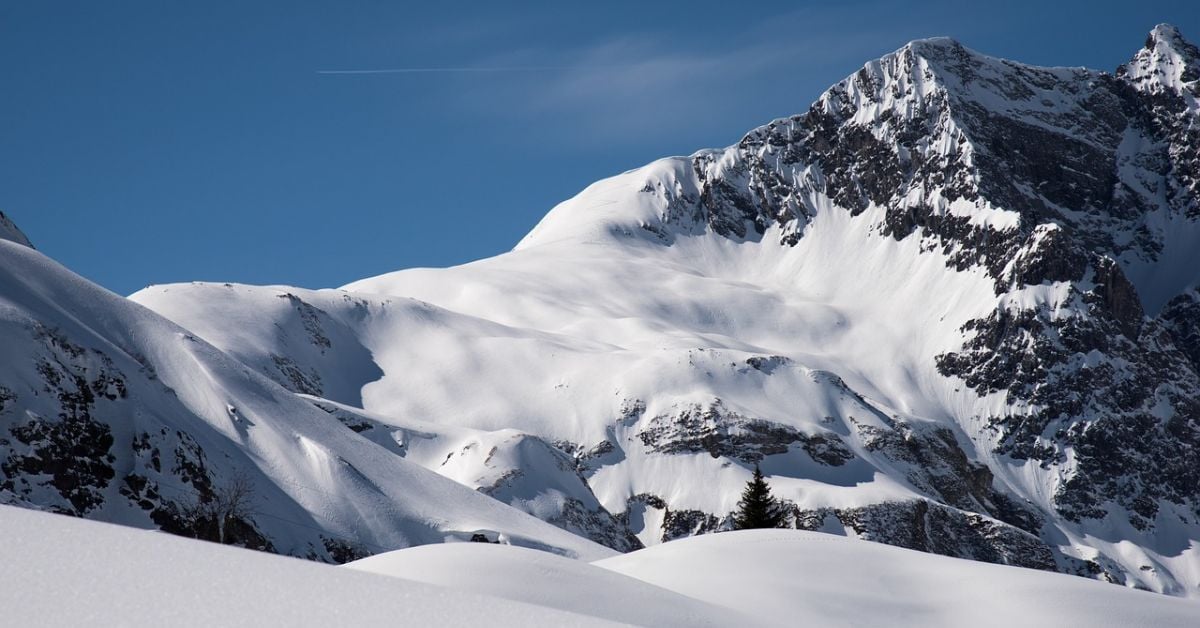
[{"x1": 733, "y1": 464, "x2": 786, "y2": 529}]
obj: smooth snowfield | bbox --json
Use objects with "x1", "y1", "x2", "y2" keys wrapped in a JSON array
[
  {"x1": 347, "y1": 542, "x2": 750, "y2": 626},
  {"x1": 0, "y1": 505, "x2": 617, "y2": 627},
  {"x1": 349, "y1": 528, "x2": 1200, "y2": 627},
  {"x1": 594, "y1": 530, "x2": 1200, "y2": 628}
]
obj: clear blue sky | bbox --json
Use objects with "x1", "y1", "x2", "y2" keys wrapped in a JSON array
[{"x1": 3, "y1": 1, "x2": 1197, "y2": 295}]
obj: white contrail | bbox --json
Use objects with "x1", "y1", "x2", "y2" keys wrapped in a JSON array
[{"x1": 316, "y1": 66, "x2": 558, "y2": 75}]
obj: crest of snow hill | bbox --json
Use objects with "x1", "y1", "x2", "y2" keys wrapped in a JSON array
[{"x1": 4, "y1": 25, "x2": 1200, "y2": 597}]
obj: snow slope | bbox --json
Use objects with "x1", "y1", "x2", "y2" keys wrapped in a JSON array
[
  {"x1": 0, "y1": 505, "x2": 616, "y2": 627},
  {"x1": 130, "y1": 260, "x2": 1002, "y2": 553}
]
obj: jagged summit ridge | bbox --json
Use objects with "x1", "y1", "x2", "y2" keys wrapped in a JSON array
[
  {"x1": 1121, "y1": 23, "x2": 1200, "y2": 102},
  {"x1": 522, "y1": 25, "x2": 1200, "y2": 310}
]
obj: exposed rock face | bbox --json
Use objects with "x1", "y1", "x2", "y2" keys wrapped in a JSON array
[
  {"x1": 1118, "y1": 24, "x2": 1200, "y2": 219},
  {"x1": 792, "y1": 500, "x2": 1057, "y2": 572},
  {"x1": 636, "y1": 400, "x2": 853, "y2": 465},
  {"x1": 1, "y1": 325, "x2": 122, "y2": 516},
  {"x1": 0, "y1": 324, "x2": 274, "y2": 552},
  {"x1": 1161, "y1": 290, "x2": 1200, "y2": 371}
]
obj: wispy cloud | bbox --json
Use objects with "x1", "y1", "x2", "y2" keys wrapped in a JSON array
[
  {"x1": 315, "y1": 3, "x2": 930, "y2": 148},
  {"x1": 316, "y1": 66, "x2": 560, "y2": 75},
  {"x1": 457, "y1": 33, "x2": 879, "y2": 146}
]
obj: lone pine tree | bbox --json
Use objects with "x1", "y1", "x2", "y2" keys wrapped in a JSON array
[{"x1": 733, "y1": 464, "x2": 787, "y2": 530}]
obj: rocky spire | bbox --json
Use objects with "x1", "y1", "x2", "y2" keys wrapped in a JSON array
[
  {"x1": 0, "y1": 211, "x2": 33, "y2": 248},
  {"x1": 1118, "y1": 23, "x2": 1200, "y2": 102}
]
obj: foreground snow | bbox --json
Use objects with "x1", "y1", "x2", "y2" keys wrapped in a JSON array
[
  {"x1": 348, "y1": 542, "x2": 750, "y2": 626},
  {"x1": 596, "y1": 530, "x2": 1200, "y2": 627},
  {"x1": 7, "y1": 505, "x2": 1195, "y2": 627},
  {"x1": 351, "y1": 529, "x2": 1200, "y2": 628},
  {"x1": 0, "y1": 505, "x2": 615, "y2": 627}
]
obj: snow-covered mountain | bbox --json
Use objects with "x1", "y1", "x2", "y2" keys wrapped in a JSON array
[{"x1": 4, "y1": 23, "x2": 1200, "y2": 600}]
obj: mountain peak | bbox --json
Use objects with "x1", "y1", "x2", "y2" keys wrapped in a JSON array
[
  {"x1": 0, "y1": 211, "x2": 33, "y2": 249},
  {"x1": 902, "y1": 35, "x2": 973, "y2": 59},
  {"x1": 905, "y1": 35, "x2": 963, "y2": 50},
  {"x1": 1119, "y1": 23, "x2": 1200, "y2": 99},
  {"x1": 1149, "y1": 22, "x2": 1190, "y2": 48}
]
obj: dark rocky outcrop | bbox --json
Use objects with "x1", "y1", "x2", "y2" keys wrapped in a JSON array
[
  {"x1": 791, "y1": 500, "x2": 1057, "y2": 571},
  {"x1": 636, "y1": 400, "x2": 854, "y2": 466}
]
